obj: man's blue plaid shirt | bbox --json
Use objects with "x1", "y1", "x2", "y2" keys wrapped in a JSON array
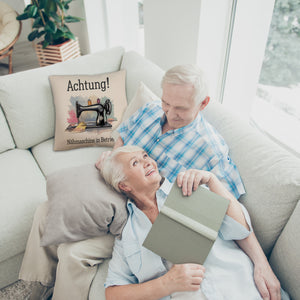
[{"x1": 118, "y1": 100, "x2": 245, "y2": 199}]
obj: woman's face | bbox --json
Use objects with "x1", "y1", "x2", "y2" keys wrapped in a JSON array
[{"x1": 117, "y1": 150, "x2": 162, "y2": 193}]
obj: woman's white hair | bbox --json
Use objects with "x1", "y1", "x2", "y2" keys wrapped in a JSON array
[
  {"x1": 161, "y1": 64, "x2": 209, "y2": 105},
  {"x1": 100, "y1": 145, "x2": 144, "y2": 193}
]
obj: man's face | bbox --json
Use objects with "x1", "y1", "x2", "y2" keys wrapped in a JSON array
[
  {"x1": 117, "y1": 150, "x2": 162, "y2": 193},
  {"x1": 161, "y1": 83, "x2": 201, "y2": 129}
]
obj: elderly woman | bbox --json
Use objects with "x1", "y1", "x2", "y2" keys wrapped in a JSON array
[{"x1": 100, "y1": 145, "x2": 287, "y2": 300}]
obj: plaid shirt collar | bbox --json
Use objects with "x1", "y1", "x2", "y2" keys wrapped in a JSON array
[{"x1": 159, "y1": 112, "x2": 202, "y2": 136}]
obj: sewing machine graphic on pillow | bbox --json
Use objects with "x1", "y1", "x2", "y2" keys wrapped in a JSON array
[{"x1": 66, "y1": 98, "x2": 114, "y2": 132}]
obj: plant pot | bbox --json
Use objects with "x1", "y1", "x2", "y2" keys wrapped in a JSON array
[{"x1": 34, "y1": 37, "x2": 80, "y2": 67}]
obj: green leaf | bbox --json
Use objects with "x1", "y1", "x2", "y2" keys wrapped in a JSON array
[
  {"x1": 49, "y1": 11, "x2": 61, "y2": 23},
  {"x1": 32, "y1": 17, "x2": 43, "y2": 28},
  {"x1": 64, "y1": 16, "x2": 82, "y2": 23},
  {"x1": 37, "y1": 30, "x2": 46, "y2": 38},
  {"x1": 45, "y1": 0, "x2": 58, "y2": 14},
  {"x1": 45, "y1": 21, "x2": 57, "y2": 33},
  {"x1": 16, "y1": 12, "x2": 29, "y2": 21},
  {"x1": 53, "y1": 0, "x2": 64, "y2": 10},
  {"x1": 42, "y1": 40, "x2": 50, "y2": 48},
  {"x1": 64, "y1": 31, "x2": 75, "y2": 40},
  {"x1": 38, "y1": 0, "x2": 47, "y2": 9},
  {"x1": 28, "y1": 5, "x2": 38, "y2": 18},
  {"x1": 60, "y1": 25, "x2": 69, "y2": 33},
  {"x1": 28, "y1": 30, "x2": 39, "y2": 41}
]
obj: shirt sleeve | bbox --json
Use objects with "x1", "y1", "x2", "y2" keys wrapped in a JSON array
[
  {"x1": 208, "y1": 154, "x2": 245, "y2": 200},
  {"x1": 117, "y1": 103, "x2": 150, "y2": 145},
  {"x1": 218, "y1": 203, "x2": 253, "y2": 241},
  {"x1": 104, "y1": 238, "x2": 138, "y2": 288}
]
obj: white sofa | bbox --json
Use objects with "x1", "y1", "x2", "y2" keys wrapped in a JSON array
[{"x1": 0, "y1": 47, "x2": 299, "y2": 300}]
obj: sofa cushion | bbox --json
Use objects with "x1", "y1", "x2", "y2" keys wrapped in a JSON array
[
  {"x1": 0, "y1": 105, "x2": 14, "y2": 153},
  {"x1": 269, "y1": 200, "x2": 300, "y2": 300},
  {"x1": 0, "y1": 149, "x2": 47, "y2": 262},
  {"x1": 31, "y1": 138, "x2": 107, "y2": 176},
  {"x1": 120, "y1": 51, "x2": 164, "y2": 105},
  {"x1": 202, "y1": 101, "x2": 300, "y2": 255},
  {"x1": 41, "y1": 164, "x2": 127, "y2": 246},
  {"x1": 0, "y1": 47, "x2": 125, "y2": 150},
  {"x1": 49, "y1": 70, "x2": 127, "y2": 151}
]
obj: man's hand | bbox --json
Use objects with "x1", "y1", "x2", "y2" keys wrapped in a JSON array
[
  {"x1": 254, "y1": 263, "x2": 281, "y2": 300},
  {"x1": 95, "y1": 151, "x2": 112, "y2": 170},
  {"x1": 176, "y1": 169, "x2": 213, "y2": 196},
  {"x1": 161, "y1": 264, "x2": 205, "y2": 294}
]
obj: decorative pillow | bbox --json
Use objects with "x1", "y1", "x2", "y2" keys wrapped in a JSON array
[
  {"x1": 112, "y1": 81, "x2": 161, "y2": 140},
  {"x1": 41, "y1": 164, "x2": 128, "y2": 246},
  {"x1": 49, "y1": 70, "x2": 127, "y2": 151}
]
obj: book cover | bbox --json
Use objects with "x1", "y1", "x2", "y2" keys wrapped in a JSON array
[{"x1": 143, "y1": 184, "x2": 230, "y2": 264}]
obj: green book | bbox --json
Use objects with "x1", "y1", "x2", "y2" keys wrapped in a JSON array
[{"x1": 143, "y1": 184, "x2": 230, "y2": 264}]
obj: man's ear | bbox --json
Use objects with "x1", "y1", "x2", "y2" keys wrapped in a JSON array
[
  {"x1": 118, "y1": 182, "x2": 131, "y2": 193},
  {"x1": 199, "y1": 96, "x2": 210, "y2": 111}
]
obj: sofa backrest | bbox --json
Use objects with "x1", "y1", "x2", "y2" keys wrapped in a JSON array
[
  {"x1": 121, "y1": 51, "x2": 164, "y2": 103},
  {"x1": 0, "y1": 47, "x2": 125, "y2": 150},
  {"x1": 0, "y1": 105, "x2": 15, "y2": 153},
  {"x1": 202, "y1": 101, "x2": 300, "y2": 256}
]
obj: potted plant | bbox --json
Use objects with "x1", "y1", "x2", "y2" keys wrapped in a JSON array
[{"x1": 17, "y1": 0, "x2": 82, "y2": 66}]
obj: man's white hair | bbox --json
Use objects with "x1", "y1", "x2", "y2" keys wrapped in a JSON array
[
  {"x1": 161, "y1": 64, "x2": 209, "y2": 105},
  {"x1": 100, "y1": 145, "x2": 144, "y2": 193}
]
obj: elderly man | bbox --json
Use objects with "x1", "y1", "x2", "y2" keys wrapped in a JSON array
[
  {"x1": 19, "y1": 65, "x2": 280, "y2": 300},
  {"x1": 100, "y1": 145, "x2": 287, "y2": 300}
]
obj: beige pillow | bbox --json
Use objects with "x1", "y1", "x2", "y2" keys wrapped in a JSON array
[
  {"x1": 49, "y1": 70, "x2": 127, "y2": 151},
  {"x1": 41, "y1": 164, "x2": 128, "y2": 246}
]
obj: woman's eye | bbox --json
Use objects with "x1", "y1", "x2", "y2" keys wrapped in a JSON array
[
  {"x1": 133, "y1": 160, "x2": 138, "y2": 166},
  {"x1": 143, "y1": 154, "x2": 148, "y2": 159}
]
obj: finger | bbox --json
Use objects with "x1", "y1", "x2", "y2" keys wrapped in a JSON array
[
  {"x1": 255, "y1": 279, "x2": 270, "y2": 300},
  {"x1": 177, "y1": 172, "x2": 185, "y2": 188},
  {"x1": 268, "y1": 283, "x2": 281, "y2": 300},
  {"x1": 186, "y1": 173, "x2": 196, "y2": 196},
  {"x1": 193, "y1": 173, "x2": 203, "y2": 191}
]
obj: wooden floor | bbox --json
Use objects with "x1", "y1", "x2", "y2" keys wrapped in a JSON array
[{"x1": 0, "y1": 41, "x2": 40, "y2": 76}]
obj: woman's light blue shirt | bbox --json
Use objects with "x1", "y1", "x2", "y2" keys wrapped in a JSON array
[{"x1": 104, "y1": 180, "x2": 287, "y2": 300}]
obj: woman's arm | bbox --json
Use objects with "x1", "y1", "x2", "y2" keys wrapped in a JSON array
[
  {"x1": 106, "y1": 263, "x2": 205, "y2": 300},
  {"x1": 176, "y1": 169, "x2": 249, "y2": 229},
  {"x1": 177, "y1": 169, "x2": 281, "y2": 300}
]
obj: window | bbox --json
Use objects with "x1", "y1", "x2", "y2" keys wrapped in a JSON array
[{"x1": 250, "y1": 0, "x2": 300, "y2": 156}]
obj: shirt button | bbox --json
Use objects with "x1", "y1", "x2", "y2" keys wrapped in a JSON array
[{"x1": 157, "y1": 138, "x2": 160, "y2": 142}]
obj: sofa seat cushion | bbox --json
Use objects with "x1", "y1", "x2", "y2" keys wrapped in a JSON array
[
  {"x1": 31, "y1": 138, "x2": 108, "y2": 177},
  {"x1": 203, "y1": 101, "x2": 300, "y2": 255},
  {"x1": 0, "y1": 105, "x2": 14, "y2": 153},
  {"x1": 0, "y1": 47, "x2": 125, "y2": 150},
  {"x1": 0, "y1": 149, "x2": 47, "y2": 262}
]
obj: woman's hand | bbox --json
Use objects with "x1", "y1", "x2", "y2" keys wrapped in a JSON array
[
  {"x1": 160, "y1": 264, "x2": 205, "y2": 294},
  {"x1": 176, "y1": 169, "x2": 214, "y2": 196},
  {"x1": 254, "y1": 263, "x2": 281, "y2": 300}
]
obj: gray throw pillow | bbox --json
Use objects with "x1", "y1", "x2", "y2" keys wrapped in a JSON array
[{"x1": 41, "y1": 164, "x2": 128, "y2": 246}]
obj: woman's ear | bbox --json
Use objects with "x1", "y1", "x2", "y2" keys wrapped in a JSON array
[{"x1": 118, "y1": 182, "x2": 131, "y2": 193}]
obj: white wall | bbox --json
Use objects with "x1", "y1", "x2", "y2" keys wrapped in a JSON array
[
  {"x1": 143, "y1": 0, "x2": 202, "y2": 71},
  {"x1": 106, "y1": 0, "x2": 140, "y2": 52}
]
